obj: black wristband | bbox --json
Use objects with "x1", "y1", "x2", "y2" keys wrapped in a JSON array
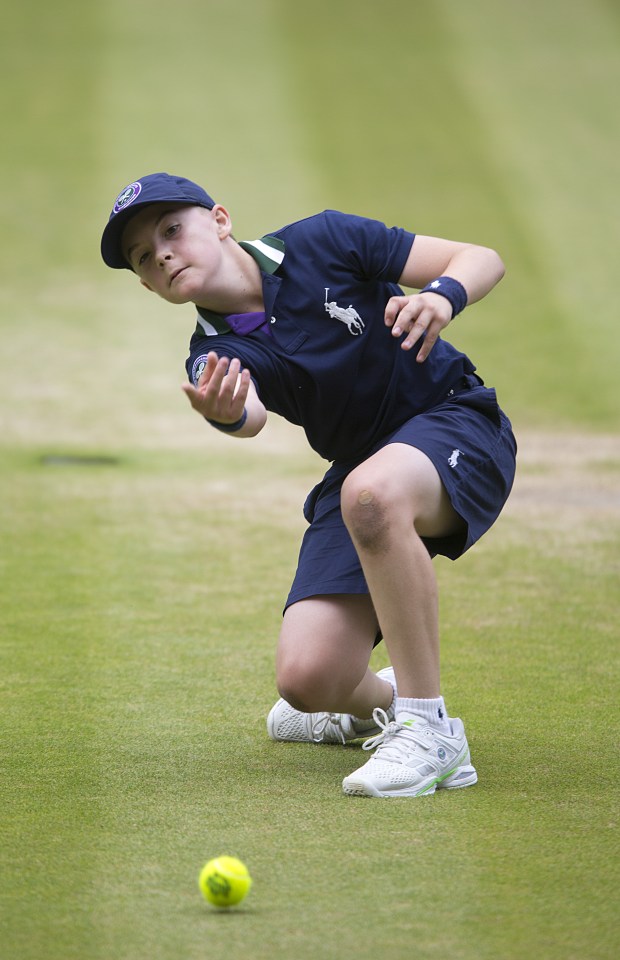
[
  {"x1": 419, "y1": 276, "x2": 468, "y2": 318},
  {"x1": 206, "y1": 408, "x2": 248, "y2": 433}
]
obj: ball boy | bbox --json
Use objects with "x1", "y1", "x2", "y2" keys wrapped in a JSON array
[{"x1": 101, "y1": 172, "x2": 516, "y2": 799}]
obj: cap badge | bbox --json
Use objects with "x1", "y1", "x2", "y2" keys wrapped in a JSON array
[{"x1": 113, "y1": 181, "x2": 142, "y2": 214}]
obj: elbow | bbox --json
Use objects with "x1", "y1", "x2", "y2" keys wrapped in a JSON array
[
  {"x1": 485, "y1": 246, "x2": 506, "y2": 284},
  {"x1": 495, "y1": 252, "x2": 506, "y2": 283},
  {"x1": 468, "y1": 243, "x2": 505, "y2": 291}
]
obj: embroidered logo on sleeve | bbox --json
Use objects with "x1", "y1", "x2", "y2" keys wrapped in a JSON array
[
  {"x1": 191, "y1": 354, "x2": 209, "y2": 386},
  {"x1": 324, "y1": 289, "x2": 365, "y2": 336},
  {"x1": 448, "y1": 449, "x2": 461, "y2": 469}
]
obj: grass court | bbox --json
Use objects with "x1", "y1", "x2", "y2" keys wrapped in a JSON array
[{"x1": 1, "y1": 1, "x2": 618, "y2": 957}]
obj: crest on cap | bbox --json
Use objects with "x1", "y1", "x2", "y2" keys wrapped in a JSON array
[{"x1": 113, "y1": 181, "x2": 142, "y2": 214}]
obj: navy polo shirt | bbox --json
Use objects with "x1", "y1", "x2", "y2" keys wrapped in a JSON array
[{"x1": 185, "y1": 210, "x2": 476, "y2": 463}]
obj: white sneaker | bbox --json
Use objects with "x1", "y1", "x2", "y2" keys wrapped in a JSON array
[
  {"x1": 342, "y1": 708, "x2": 477, "y2": 798},
  {"x1": 266, "y1": 667, "x2": 396, "y2": 744}
]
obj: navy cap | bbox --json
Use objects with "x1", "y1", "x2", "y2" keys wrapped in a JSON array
[{"x1": 101, "y1": 172, "x2": 216, "y2": 269}]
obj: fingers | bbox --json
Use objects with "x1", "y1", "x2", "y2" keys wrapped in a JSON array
[
  {"x1": 181, "y1": 352, "x2": 251, "y2": 422},
  {"x1": 197, "y1": 350, "x2": 220, "y2": 388},
  {"x1": 384, "y1": 293, "x2": 452, "y2": 362}
]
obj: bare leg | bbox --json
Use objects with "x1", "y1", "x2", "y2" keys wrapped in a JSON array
[
  {"x1": 275, "y1": 594, "x2": 394, "y2": 717},
  {"x1": 340, "y1": 443, "x2": 464, "y2": 700}
]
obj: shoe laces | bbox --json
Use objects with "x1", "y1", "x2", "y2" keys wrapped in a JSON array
[
  {"x1": 311, "y1": 712, "x2": 347, "y2": 744},
  {"x1": 362, "y1": 708, "x2": 431, "y2": 761}
]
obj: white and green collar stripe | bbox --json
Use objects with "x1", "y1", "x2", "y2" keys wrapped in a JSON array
[{"x1": 238, "y1": 236, "x2": 285, "y2": 274}]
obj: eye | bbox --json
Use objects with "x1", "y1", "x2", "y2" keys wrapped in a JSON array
[
  {"x1": 138, "y1": 250, "x2": 150, "y2": 266},
  {"x1": 164, "y1": 222, "x2": 180, "y2": 238}
]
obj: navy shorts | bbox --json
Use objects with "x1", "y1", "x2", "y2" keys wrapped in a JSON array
[{"x1": 285, "y1": 378, "x2": 517, "y2": 610}]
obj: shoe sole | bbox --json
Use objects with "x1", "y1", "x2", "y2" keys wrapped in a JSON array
[{"x1": 342, "y1": 764, "x2": 478, "y2": 798}]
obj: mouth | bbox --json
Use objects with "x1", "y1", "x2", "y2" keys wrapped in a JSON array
[{"x1": 169, "y1": 266, "x2": 188, "y2": 285}]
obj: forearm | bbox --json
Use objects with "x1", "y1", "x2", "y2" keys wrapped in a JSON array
[
  {"x1": 400, "y1": 236, "x2": 505, "y2": 305},
  {"x1": 433, "y1": 244, "x2": 505, "y2": 305}
]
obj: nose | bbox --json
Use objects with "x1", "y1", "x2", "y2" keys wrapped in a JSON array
[{"x1": 156, "y1": 243, "x2": 173, "y2": 267}]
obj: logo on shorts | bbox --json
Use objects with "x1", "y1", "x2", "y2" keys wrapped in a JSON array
[
  {"x1": 113, "y1": 181, "x2": 142, "y2": 214},
  {"x1": 324, "y1": 289, "x2": 365, "y2": 336},
  {"x1": 448, "y1": 449, "x2": 461, "y2": 469}
]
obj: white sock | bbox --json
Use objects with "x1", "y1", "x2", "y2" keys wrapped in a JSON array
[{"x1": 395, "y1": 696, "x2": 451, "y2": 734}]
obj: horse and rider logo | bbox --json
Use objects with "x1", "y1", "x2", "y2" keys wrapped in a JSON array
[{"x1": 324, "y1": 289, "x2": 365, "y2": 336}]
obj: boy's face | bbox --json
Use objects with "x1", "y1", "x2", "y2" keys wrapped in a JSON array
[{"x1": 121, "y1": 202, "x2": 232, "y2": 306}]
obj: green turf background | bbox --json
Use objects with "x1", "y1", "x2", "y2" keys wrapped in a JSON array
[{"x1": 1, "y1": 1, "x2": 619, "y2": 958}]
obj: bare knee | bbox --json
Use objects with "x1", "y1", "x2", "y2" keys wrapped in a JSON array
[
  {"x1": 276, "y1": 657, "x2": 328, "y2": 712},
  {"x1": 341, "y1": 475, "x2": 394, "y2": 553},
  {"x1": 277, "y1": 673, "x2": 315, "y2": 712},
  {"x1": 276, "y1": 654, "x2": 364, "y2": 713}
]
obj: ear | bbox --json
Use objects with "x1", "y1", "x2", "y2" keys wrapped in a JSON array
[{"x1": 212, "y1": 204, "x2": 233, "y2": 239}]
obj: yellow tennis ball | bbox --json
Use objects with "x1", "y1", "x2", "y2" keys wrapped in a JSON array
[{"x1": 198, "y1": 856, "x2": 252, "y2": 908}]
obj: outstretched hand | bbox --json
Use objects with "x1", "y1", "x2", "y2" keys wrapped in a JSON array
[
  {"x1": 181, "y1": 351, "x2": 251, "y2": 423},
  {"x1": 384, "y1": 292, "x2": 453, "y2": 362}
]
